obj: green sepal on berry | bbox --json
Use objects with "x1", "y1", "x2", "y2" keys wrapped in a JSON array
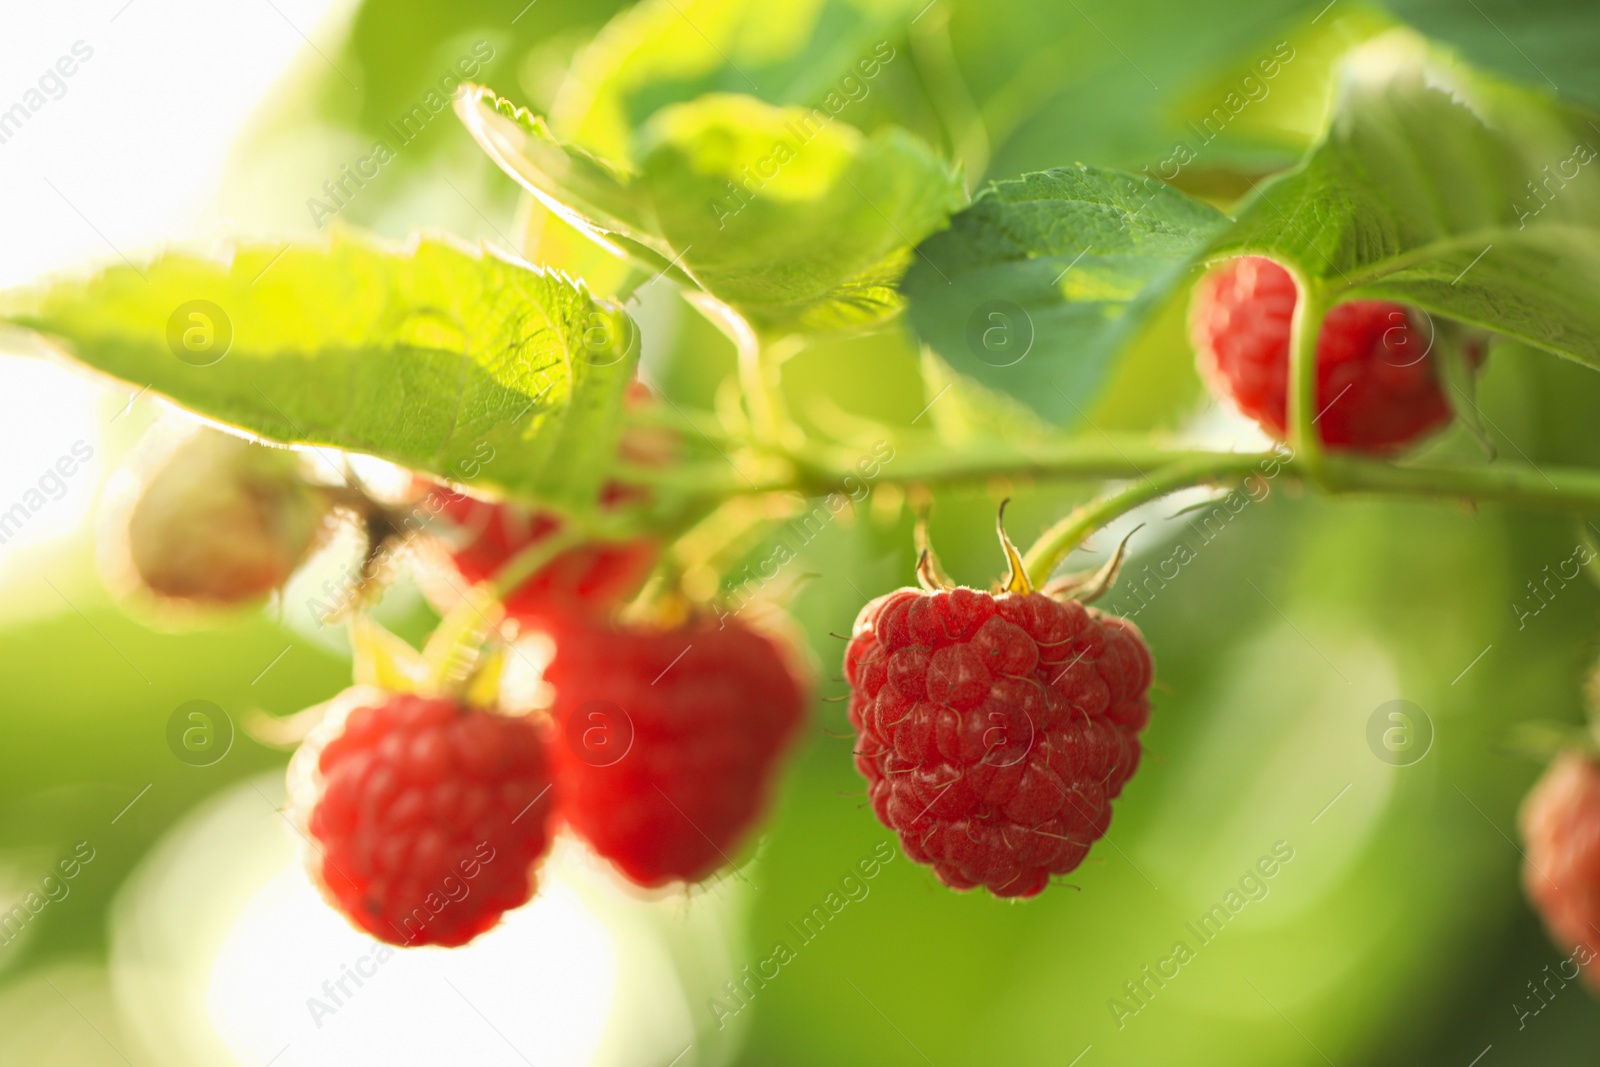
[{"x1": 348, "y1": 591, "x2": 509, "y2": 711}]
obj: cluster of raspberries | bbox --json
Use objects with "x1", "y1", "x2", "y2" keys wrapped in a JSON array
[
  {"x1": 290, "y1": 252, "x2": 1494, "y2": 945},
  {"x1": 291, "y1": 485, "x2": 807, "y2": 947}
]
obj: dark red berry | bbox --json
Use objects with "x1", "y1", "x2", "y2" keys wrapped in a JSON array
[
  {"x1": 1520, "y1": 752, "x2": 1600, "y2": 988},
  {"x1": 1190, "y1": 255, "x2": 1456, "y2": 452},
  {"x1": 290, "y1": 691, "x2": 557, "y2": 947},
  {"x1": 544, "y1": 618, "x2": 808, "y2": 887},
  {"x1": 424, "y1": 485, "x2": 656, "y2": 627},
  {"x1": 845, "y1": 587, "x2": 1153, "y2": 898},
  {"x1": 416, "y1": 382, "x2": 670, "y2": 627}
]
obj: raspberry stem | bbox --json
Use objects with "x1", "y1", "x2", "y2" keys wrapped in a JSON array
[
  {"x1": 791, "y1": 440, "x2": 1273, "y2": 494},
  {"x1": 1019, "y1": 458, "x2": 1243, "y2": 587},
  {"x1": 686, "y1": 291, "x2": 787, "y2": 445},
  {"x1": 1286, "y1": 274, "x2": 1328, "y2": 482},
  {"x1": 1019, "y1": 451, "x2": 1600, "y2": 587},
  {"x1": 622, "y1": 428, "x2": 1600, "y2": 540},
  {"x1": 1319, "y1": 454, "x2": 1600, "y2": 513},
  {"x1": 488, "y1": 527, "x2": 588, "y2": 600}
]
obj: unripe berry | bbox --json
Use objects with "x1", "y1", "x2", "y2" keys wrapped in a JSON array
[{"x1": 127, "y1": 430, "x2": 330, "y2": 603}]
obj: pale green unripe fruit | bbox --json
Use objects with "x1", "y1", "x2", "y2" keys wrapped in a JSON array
[{"x1": 127, "y1": 430, "x2": 330, "y2": 604}]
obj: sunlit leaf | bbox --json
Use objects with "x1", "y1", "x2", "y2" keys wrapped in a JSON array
[
  {"x1": 5, "y1": 232, "x2": 639, "y2": 510},
  {"x1": 549, "y1": 0, "x2": 936, "y2": 162},
  {"x1": 638, "y1": 93, "x2": 965, "y2": 332}
]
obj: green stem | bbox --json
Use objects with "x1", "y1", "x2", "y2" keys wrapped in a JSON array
[
  {"x1": 489, "y1": 526, "x2": 588, "y2": 600},
  {"x1": 1021, "y1": 458, "x2": 1249, "y2": 587},
  {"x1": 1320, "y1": 453, "x2": 1600, "y2": 513},
  {"x1": 1287, "y1": 275, "x2": 1327, "y2": 482},
  {"x1": 842, "y1": 441, "x2": 1259, "y2": 490},
  {"x1": 1011, "y1": 451, "x2": 1600, "y2": 585},
  {"x1": 621, "y1": 434, "x2": 1600, "y2": 519},
  {"x1": 625, "y1": 402, "x2": 743, "y2": 445},
  {"x1": 612, "y1": 264, "x2": 654, "y2": 303},
  {"x1": 909, "y1": 8, "x2": 990, "y2": 182},
  {"x1": 685, "y1": 292, "x2": 783, "y2": 444}
]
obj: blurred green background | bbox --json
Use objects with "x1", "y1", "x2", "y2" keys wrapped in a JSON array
[{"x1": 4, "y1": 0, "x2": 1600, "y2": 1063}]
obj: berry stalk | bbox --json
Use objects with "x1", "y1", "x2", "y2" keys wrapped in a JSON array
[
  {"x1": 1286, "y1": 272, "x2": 1328, "y2": 481},
  {"x1": 1020, "y1": 459, "x2": 1246, "y2": 589},
  {"x1": 488, "y1": 526, "x2": 589, "y2": 601},
  {"x1": 688, "y1": 292, "x2": 787, "y2": 445},
  {"x1": 1319, "y1": 453, "x2": 1600, "y2": 513}
]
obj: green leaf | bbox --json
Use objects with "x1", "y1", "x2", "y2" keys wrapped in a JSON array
[
  {"x1": 637, "y1": 93, "x2": 965, "y2": 333},
  {"x1": 548, "y1": 0, "x2": 939, "y2": 163},
  {"x1": 6, "y1": 232, "x2": 639, "y2": 511},
  {"x1": 915, "y1": 349, "x2": 1055, "y2": 447},
  {"x1": 1434, "y1": 323, "x2": 1496, "y2": 459},
  {"x1": 1213, "y1": 32, "x2": 1600, "y2": 370},
  {"x1": 1387, "y1": 0, "x2": 1600, "y2": 109},
  {"x1": 463, "y1": 86, "x2": 964, "y2": 334},
  {"x1": 900, "y1": 164, "x2": 1229, "y2": 424},
  {"x1": 454, "y1": 89, "x2": 684, "y2": 277}
]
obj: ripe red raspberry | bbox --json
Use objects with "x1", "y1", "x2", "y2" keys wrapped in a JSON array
[
  {"x1": 416, "y1": 381, "x2": 670, "y2": 626},
  {"x1": 424, "y1": 484, "x2": 656, "y2": 627},
  {"x1": 1190, "y1": 255, "x2": 1455, "y2": 452},
  {"x1": 1520, "y1": 751, "x2": 1600, "y2": 987},
  {"x1": 543, "y1": 618, "x2": 808, "y2": 886},
  {"x1": 845, "y1": 587, "x2": 1152, "y2": 898},
  {"x1": 289, "y1": 690, "x2": 557, "y2": 947}
]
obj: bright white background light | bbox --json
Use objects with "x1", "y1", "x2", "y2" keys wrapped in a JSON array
[
  {"x1": 109, "y1": 776, "x2": 748, "y2": 1067},
  {"x1": 0, "y1": 0, "x2": 347, "y2": 288},
  {"x1": 209, "y1": 858, "x2": 617, "y2": 1067},
  {"x1": 0, "y1": 0, "x2": 350, "y2": 570}
]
